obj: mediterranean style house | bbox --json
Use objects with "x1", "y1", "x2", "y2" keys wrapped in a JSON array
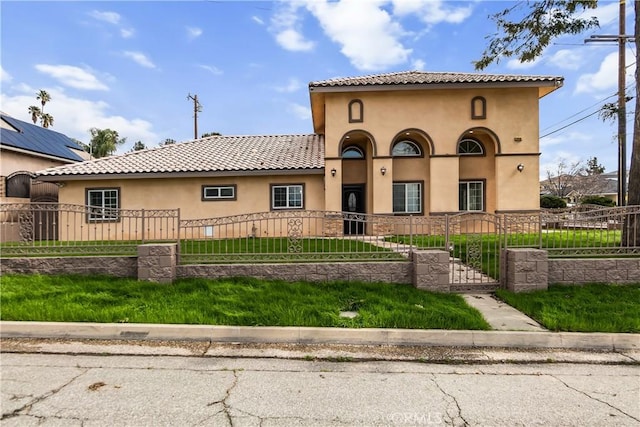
[{"x1": 35, "y1": 71, "x2": 563, "y2": 232}]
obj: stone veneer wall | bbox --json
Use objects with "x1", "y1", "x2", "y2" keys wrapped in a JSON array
[
  {"x1": 0, "y1": 256, "x2": 137, "y2": 277},
  {"x1": 177, "y1": 261, "x2": 412, "y2": 284},
  {"x1": 548, "y1": 258, "x2": 640, "y2": 285}
]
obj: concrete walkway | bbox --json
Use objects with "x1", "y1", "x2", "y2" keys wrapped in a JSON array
[{"x1": 463, "y1": 294, "x2": 546, "y2": 331}]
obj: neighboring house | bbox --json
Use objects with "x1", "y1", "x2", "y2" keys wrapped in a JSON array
[
  {"x1": 540, "y1": 171, "x2": 620, "y2": 206},
  {"x1": 1, "y1": 113, "x2": 89, "y2": 203},
  {"x1": 36, "y1": 71, "x2": 563, "y2": 235}
]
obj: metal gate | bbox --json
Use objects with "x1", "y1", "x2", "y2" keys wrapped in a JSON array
[
  {"x1": 446, "y1": 213, "x2": 502, "y2": 288},
  {"x1": 30, "y1": 181, "x2": 59, "y2": 241}
]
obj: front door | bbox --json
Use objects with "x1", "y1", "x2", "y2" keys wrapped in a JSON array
[{"x1": 342, "y1": 185, "x2": 365, "y2": 235}]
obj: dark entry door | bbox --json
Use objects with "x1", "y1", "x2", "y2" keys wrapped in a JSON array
[{"x1": 342, "y1": 185, "x2": 365, "y2": 235}]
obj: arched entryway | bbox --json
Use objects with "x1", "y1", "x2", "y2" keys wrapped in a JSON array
[
  {"x1": 456, "y1": 127, "x2": 499, "y2": 213},
  {"x1": 339, "y1": 130, "x2": 376, "y2": 234}
]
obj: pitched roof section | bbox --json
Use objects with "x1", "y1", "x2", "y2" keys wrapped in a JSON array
[
  {"x1": 309, "y1": 70, "x2": 564, "y2": 89},
  {"x1": 1, "y1": 114, "x2": 86, "y2": 162},
  {"x1": 37, "y1": 134, "x2": 325, "y2": 178}
]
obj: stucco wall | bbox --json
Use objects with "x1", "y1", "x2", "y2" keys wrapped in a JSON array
[
  {"x1": 0, "y1": 149, "x2": 71, "y2": 176},
  {"x1": 322, "y1": 87, "x2": 541, "y2": 215},
  {"x1": 57, "y1": 174, "x2": 326, "y2": 220}
]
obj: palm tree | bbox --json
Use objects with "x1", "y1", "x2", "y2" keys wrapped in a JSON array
[
  {"x1": 40, "y1": 113, "x2": 54, "y2": 128},
  {"x1": 36, "y1": 90, "x2": 51, "y2": 113},
  {"x1": 28, "y1": 106, "x2": 41, "y2": 124},
  {"x1": 89, "y1": 128, "x2": 126, "y2": 158}
]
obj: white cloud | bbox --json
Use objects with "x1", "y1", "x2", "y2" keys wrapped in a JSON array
[
  {"x1": 506, "y1": 57, "x2": 541, "y2": 70},
  {"x1": 275, "y1": 78, "x2": 302, "y2": 93},
  {"x1": 287, "y1": 102, "x2": 311, "y2": 120},
  {"x1": 187, "y1": 26, "x2": 203, "y2": 40},
  {"x1": 197, "y1": 64, "x2": 223, "y2": 75},
  {"x1": 392, "y1": 0, "x2": 473, "y2": 25},
  {"x1": 575, "y1": 50, "x2": 635, "y2": 95},
  {"x1": 122, "y1": 51, "x2": 156, "y2": 69},
  {"x1": 412, "y1": 59, "x2": 426, "y2": 71},
  {"x1": 1, "y1": 85, "x2": 157, "y2": 151},
  {"x1": 34, "y1": 64, "x2": 109, "y2": 91},
  {"x1": 546, "y1": 49, "x2": 584, "y2": 70},
  {"x1": 276, "y1": 29, "x2": 315, "y2": 51},
  {"x1": 270, "y1": 2, "x2": 315, "y2": 52},
  {"x1": 120, "y1": 28, "x2": 135, "y2": 38},
  {"x1": 252, "y1": 16, "x2": 265, "y2": 25},
  {"x1": 540, "y1": 131, "x2": 590, "y2": 148},
  {"x1": 1, "y1": 65, "x2": 12, "y2": 82},
  {"x1": 88, "y1": 10, "x2": 121, "y2": 25},
  {"x1": 305, "y1": 0, "x2": 411, "y2": 71}
]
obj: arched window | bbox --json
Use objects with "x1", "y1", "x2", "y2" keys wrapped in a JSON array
[
  {"x1": 471, "y1": 96, "x2": 486, "y2": 119},
  {"x1": 348, "y1": 99, "x2": 363, "y2": 123},
  {"x1": 458, "y1": 139, "x2": 484, "y2": 155},
  {"x1": 342, "y1": 146, "x2": 364, "y2": 159},
  {"x1": 392, "y1": 140, "x2": 421, "y2": 157}
]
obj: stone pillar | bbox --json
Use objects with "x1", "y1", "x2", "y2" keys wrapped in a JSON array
[
  {"x1": 504, "y1": 248, "x2": 548, "y2": 293},
  {"x1": 412, "y1": 250, "x2": 450, "y2": 292},
  {"x1": 138, "y1": 243, "x2": 177, "y2": 284}
]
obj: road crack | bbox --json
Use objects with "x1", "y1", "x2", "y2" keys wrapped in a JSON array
[
  {"x1": 430, "y1": 375, "x2": 469, "y2": 426},
  {"x1": 551, "y1": 375, "x2": 640, "y2": 423},
  {"x1": 1, "y1": 368, "x2": 89, "y2": 421},
  {"x1": 205, "y1": 369, "x2": 239, "y2": 426}
]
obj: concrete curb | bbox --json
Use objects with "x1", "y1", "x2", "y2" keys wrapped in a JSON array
[{"x1": 1, "y1": 321, "x2": 638, "y2": 351}]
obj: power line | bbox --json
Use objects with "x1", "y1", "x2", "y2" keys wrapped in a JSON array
[{"x1": 540, "y1": 110, "x2": 602, "y2": 139}]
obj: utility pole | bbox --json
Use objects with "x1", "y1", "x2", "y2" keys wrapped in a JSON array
[
  {"x1": 187, "y1": 93, "x2": 203, "y2": 139},
  {"x1": 585, "y1": 0, "x2": 634, "y2": 206}
]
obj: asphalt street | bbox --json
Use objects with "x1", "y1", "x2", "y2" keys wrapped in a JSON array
[{"x1": 2, "y1": 348, "x2": 639, "y2": 426}]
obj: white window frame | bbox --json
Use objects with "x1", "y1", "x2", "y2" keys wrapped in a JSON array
[
  {"x1": 459, "y1": 181, "x2": 484, "y2": 211},
  {"x1": 271, "y1": 184, "x2": 304, "y2": 210},
  {"x1": 392, "y1": 182, "x2": 422, "y2": 214},
  {"x1": 87, "y1": 188, "x2": 119, "y2": 221},
  {"x1": 202, "y1": 185, "x2": 236, "y2": 200},
  {"x1": 392, "y1": 140, "x2": 422, "y2": 157}
]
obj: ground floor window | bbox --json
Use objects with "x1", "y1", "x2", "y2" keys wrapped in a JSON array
[
  {"x1": 459, "y1": 181, "x2": 484, "y2": 211},
  {"x1": 393, "y1": 182, "x2": 422, "y2": 214},
  {"x1": 271, "y1": 184, "x2": 304, "y2": 209},
  {"x1": 202, "y1": 185, "x2": 236, "y2": 201},
  {"x1": 86, "y1": 188, "x2": 119, "y2": 221}
]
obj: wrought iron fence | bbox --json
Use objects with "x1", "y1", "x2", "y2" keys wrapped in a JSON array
[
  {"x1": 0, "y1": 203, "x2": 179, "y2": 256},
  {"x1": 1, "y1": 203, "x2": 638, "y2": 261}
]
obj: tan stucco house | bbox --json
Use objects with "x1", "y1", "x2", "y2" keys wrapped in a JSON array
[{"x1": 36, "y1": 71, "x2": 563, "y2": 232}]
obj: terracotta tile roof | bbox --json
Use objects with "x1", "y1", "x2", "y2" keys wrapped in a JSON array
[
  {"x1": 37, "y1": 134, "x2": 324, "y2": 178},
  {"x1": 309, "y1": 70, "x2": 563, "y2": 88}
]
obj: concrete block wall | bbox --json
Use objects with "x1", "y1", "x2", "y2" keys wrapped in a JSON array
[
  {"x1": 411, "y1": 250, "x2": 450, "y2": 292},
  {"x1": 137, "y1": 243, "x2": 176, "y2": 284},
  {"x1": 504, "y1": 249, "x2": 548, "y2": 293},
  {"x1": 548, "y1": 258, "x2": 640, "y2": 285},
  {"x1": 178, "y1": 261, "x2": 412, "y2": 284},
  {"x1": 0, "y1": 256, "x2": 137, "y2": 277}
]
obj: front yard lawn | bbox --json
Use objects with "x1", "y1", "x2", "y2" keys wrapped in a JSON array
[
  {"x1": 495, "y1": 284, "x2": 640, "y2": 333},
  {"x1": 0, "y1": 274, "x2": 490, "y2": 330}
]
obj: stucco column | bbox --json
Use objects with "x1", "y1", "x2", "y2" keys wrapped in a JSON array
[
  {"x1": 430, "y1": 157, "x2": 459, "y2": 213},
  {"x1": 324, "y1": 158, "x2": 342, "y2": 212},
  {"x1": 372, "y1": 158, "x2": 392, "y2": 214}
]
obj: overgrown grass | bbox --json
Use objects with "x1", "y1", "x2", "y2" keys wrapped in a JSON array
[
  {"x1": 495, "y1": 284, "x2": 640, "y2": 333},
  {"x1": 0, "y1": 274, "x2": 490, "y2": 330}
]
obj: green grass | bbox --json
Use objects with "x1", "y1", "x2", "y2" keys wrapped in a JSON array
[
  {"x1": 495, "y1": 283, "x2": 640, "y2": 333},
  {"x1": 0, "y1": 274, "x2": 490, "y2": 330}
]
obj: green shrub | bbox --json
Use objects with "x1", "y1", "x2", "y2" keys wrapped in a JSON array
[
  {"x1": 580, "y1": 196, "x2": 615, "y2": 207},
  {"x1": 540, "y1": 195, "x2": 567, "y2": 208}
]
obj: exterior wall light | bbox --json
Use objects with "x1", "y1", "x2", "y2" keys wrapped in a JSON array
[
  {"x1": 380, "y1": 166, "x2": 387, "y2": 176},
  {"x1": 330, "y1": 168, "x2": 337, "y2": 177},
  {"x1": 517, "y1": 163, "x2": 525, "y2": 172}
]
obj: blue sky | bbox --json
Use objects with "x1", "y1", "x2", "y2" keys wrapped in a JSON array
[{"x1": 1, "y1": 1, "x2": 634, "y2": 178}]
